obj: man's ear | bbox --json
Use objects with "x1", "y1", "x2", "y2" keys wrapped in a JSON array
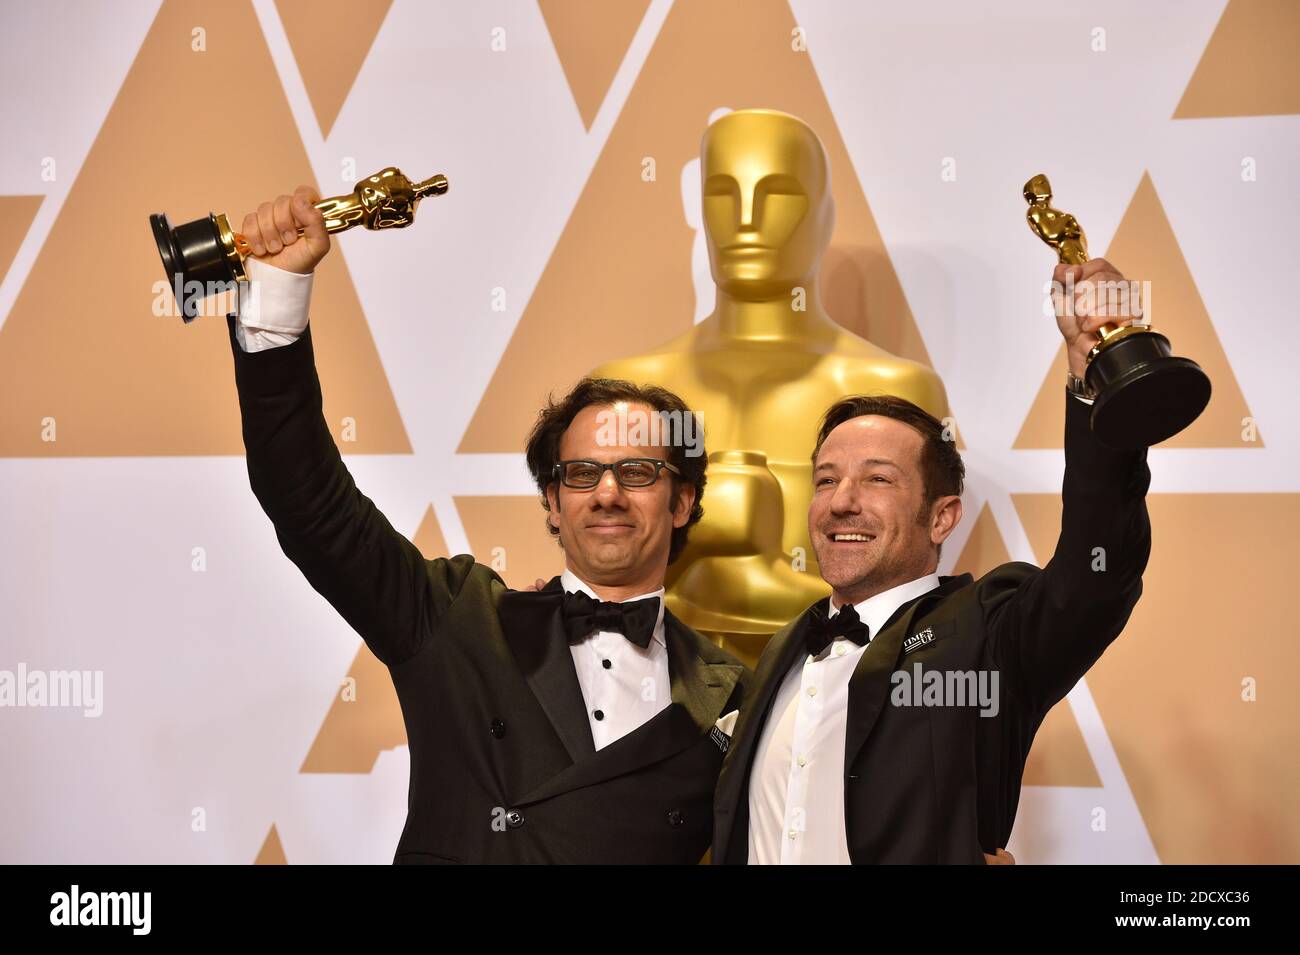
[
  {"x1": 930, "y1": 495, "x2": 962, "y2": 547},
  {"x1": 671, "y1": 481, "x2": 696, "y2": 529},
  {"x1": 545, "y1": 483, "x2": 562, "y2": 528}
]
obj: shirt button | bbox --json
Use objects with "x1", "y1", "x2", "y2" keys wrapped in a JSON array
[
  {"x1": 807, "y1": 686, "x2": 817, "y2": 698},
  {"x1": 788, "y1": 829, "x2": 797, "y2": 840},
  {"x1": 797, "y1": 755, "x2": 807, "y2": 767},
  {"x1": 835, "y1": 644, "x2": 846, "y2": 656},
  {"x1": 666, "y1": 809, "x2": 685, "y2": 828},
  {"x1": 602, "y1": 659, "x2": 612, "y2": 669},
  {"x1": 593, "y1": 709, "x2": 605, "y2": 721},
  {"x1": 505, "y1": 809, "x2": 525, "y2": 829},
  {"x1": 489, "y1": 719, "x2": 506, "y2": 739}
]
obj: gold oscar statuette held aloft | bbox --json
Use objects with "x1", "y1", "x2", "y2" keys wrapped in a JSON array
[
  {"x1": 1024, "y1": 174, "x2": 1210, "y2": 448},
  {"x1": 150, "y1": 166, "x2": 448, "y2": 322}
]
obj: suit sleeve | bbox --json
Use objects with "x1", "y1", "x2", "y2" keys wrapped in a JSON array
[
  {"x1": 984, "y1": 388, "x2": 1153, "y2": 715},
  {"x1": 226, "y1": 312, "x2": 474, "y2": 666}
]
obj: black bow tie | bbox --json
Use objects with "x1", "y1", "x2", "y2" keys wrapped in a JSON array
[
  {"x1": 560, "y1": 590, "x2": 660, "y2": 649},
  {"x1": 805, "y1": 601, "x2": 871, "y2": 657}
]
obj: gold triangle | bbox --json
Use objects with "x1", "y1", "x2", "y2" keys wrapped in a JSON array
[
  {"x1": 1022, "y1": 702, "x2": 1103, "y2": 788},
  {"x1": 0, "y1": 0, "x2": 410, "y2": 456},
  {"x1": 254, "y1": 823, "x2": 288, "y2": 864},
  {"x1": 299, "y1": 505, "x2": 447, "y2": 773},
  {"x1": 275, "y1": 0, "x2": 394, "y2": 138},
  {"x1": 1174, "y1": 0, "x2": 1300, "y2": 118},
  {"x1": 951, "y1": 502, "x2": 1012, "y2": 578},
  {"x1": 298, "y1": 642, "x2": 403, "y2": 774},
  {"x1": 1014, "y1": 172, "x2": 1260, "y2": 449},
  {"x1": 0, "y1": 195, "x2": 42, "y2": 285},
  {"x1": 539, "y1": 0, "x2": 650, "y2": 131},
  {"x1": 454, "y1": 495, "x2": 564, "y2": 589},
  {"x1": 459, "y1": 0, "x2": 937, "y2": 453}
]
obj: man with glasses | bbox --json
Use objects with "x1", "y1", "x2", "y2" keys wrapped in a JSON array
[{"x1": 225, "y1": 186, "x2": 747, "y2": 863}]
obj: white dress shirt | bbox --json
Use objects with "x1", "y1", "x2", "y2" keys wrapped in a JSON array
[
  {"x1": 747, "y1": 571, "x2": 941, "y2": 865},
  {"x1": 560, "y1": 569, "x2": 671, "y2": 751}
]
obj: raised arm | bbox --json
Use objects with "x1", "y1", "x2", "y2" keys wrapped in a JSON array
[
  {"x1": 985, "y1": 388, "x2": 1151, "y2": 714},
  {"x1": 227, "y1": 186, "x2": 473, "y2": 666},
  {"x1": 985, "y1": 258, "x2": 1153, "y2": 714}
]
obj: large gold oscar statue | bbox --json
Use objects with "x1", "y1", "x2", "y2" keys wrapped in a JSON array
[{"x1": 589, "y1": 109, "x2": 950, "y2": 665}]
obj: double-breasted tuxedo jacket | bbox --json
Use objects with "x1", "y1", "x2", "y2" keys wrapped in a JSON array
[
  {"x1": 713, "y1": 391, "x2": 1152, "y2": 864},
  {"x1": 226, "y1": 315, "x2": 748, "y2": 863}
]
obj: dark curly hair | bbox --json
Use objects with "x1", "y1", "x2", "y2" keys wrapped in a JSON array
[{"x1": 524, "y1": 378, "x2": 707, "y2": 564}]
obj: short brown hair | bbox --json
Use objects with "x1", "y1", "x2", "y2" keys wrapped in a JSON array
[
  {"x1": 524, "y1": 378, "x2": 707, "y2": 564},
  {"x1": 811, "y1": 395, "x2": 964, "y2": 558}
]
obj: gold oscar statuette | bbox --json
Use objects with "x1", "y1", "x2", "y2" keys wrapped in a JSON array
[
  {"x1": 150, "y1": 166, "x2": 448, "y2": 322},
  {"x1": 1024, "y1": 173, "x2": 1210, "y2": 448}
]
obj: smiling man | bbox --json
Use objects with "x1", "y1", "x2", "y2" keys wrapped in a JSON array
[
  {"x1": 712, "y1": 258, "x2": 1154, "y2": 864},
  {"x1": 227, "y1": 186, "x2": 747, "y2": 863}
]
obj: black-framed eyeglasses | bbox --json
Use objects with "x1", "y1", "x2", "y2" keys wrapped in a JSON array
[{"x1": 553, "y1": 458, "x2": 682, "y2": 489}]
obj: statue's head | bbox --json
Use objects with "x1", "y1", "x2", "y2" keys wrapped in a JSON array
[
  {"x1": 700, "y1": 109, "x2": 835, "y2": 299},
  {"x1": 1023, "y1": 174, "x2": 1052, "y2": 204}
]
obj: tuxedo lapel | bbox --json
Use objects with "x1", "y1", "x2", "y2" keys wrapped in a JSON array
[
  {"x1": 498, "y1": 577, "x2": 597, "y2": 764},
  {"x1": 843, "y1": 574, "x2": 972, "y2": 776},
  {"x1": 515, "y1": 609, "x2": 742, "y2": 806},
  {"x1": 663, "y1": 611, "x2": 746, "y2": 737}
]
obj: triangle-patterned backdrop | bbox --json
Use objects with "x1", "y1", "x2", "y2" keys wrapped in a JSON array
[{"x1": 0, "y1": 0, "x2": 1296, "y2": 863}]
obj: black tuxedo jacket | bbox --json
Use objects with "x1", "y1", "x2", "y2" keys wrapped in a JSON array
[
  {"x1": 713, "y1": 392, "x2": 1152, "y2": 864},
  {"x1": 226, "y1": 316, "x2": 748, "y2": 864}
]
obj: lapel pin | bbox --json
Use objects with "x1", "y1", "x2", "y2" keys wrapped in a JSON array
[{"x1": 903, "y1": 627, "x2": 936, "y2": 655}]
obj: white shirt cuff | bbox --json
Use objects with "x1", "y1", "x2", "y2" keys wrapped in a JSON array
[{"x1": 234, "y1": 257, "x2": 313, "y2": 352}]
